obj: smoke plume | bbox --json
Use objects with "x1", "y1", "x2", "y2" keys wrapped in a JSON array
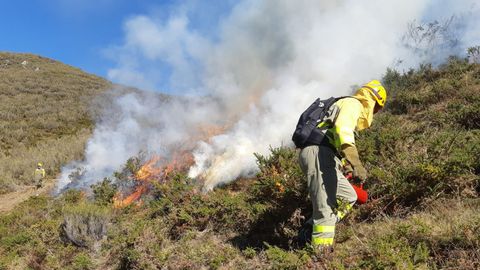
[{"x1": 57, "y1": 0, "x2": 480, "y2": 192}]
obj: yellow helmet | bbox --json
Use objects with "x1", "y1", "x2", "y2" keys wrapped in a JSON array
[
  {"x1": 363, "y1": 80, "x2": 387, "y2": 107},
  {"x1": 37, "y1": 162, "x2": 43, "y2": 167}
]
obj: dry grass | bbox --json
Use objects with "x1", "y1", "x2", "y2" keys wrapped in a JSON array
[
  {"x1": 0, "y1": 52, "x2": 112, "y2": 193},
  {"x1": 332, "y1": 198, "x2": 480, "y2": 269}
]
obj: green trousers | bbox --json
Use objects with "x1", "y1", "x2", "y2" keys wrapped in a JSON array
[{"x1": 299, "y1": 145, "x2": 357, "y2": 246}]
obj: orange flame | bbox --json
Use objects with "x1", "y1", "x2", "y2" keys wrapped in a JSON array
[
  {"x1": 135, "y1": 156, "x2": 162, "y2": 181},
  {"x1": 113, "y1": 152, "x2": 195, "y2": 208},
  {"x1": 113, "y1": 124, "x2": 227, "y2": 208},
  {"x1": 113, "y1": 185, "x2": 147, "y2": 208},
  {"x1": 113, "y1": 156, "x2": 163, "y2": 208}
]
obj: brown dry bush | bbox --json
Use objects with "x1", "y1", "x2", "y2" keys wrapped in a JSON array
[{"x1": 61, "y1": 203, "x2": 110, "y2": 249}]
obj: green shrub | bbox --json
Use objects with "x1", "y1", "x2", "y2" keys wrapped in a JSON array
[
  {"x1": 92, "y1": 178, "x2": 118, "y2": 206},
  {"x1": 145, "y1": 173, "x2": 264, "y2": 239},
  {"x1": 264, "y1": 244, "x2": 309, "y2": 270},
  {"x1": 72, "y1": 253, "x2": 93, "y2": 270},
  {"x1": 62, "y1": 189, "x2": 85, "y2": 204},
  {"x1": 242, "y1": 247, "x2": 257, "y2": 258},
  {"x1": 0, "y1": 232, "x2": 31, "y2": 252},
  {"x1": 118, "y1": 248, "x2": 141, "y2": 270},
  {"x1": 354, "y1": 60, "x2": 480, "y2": 217},
  {"x1": 253, "y1": 146, "x2": 305, "y2": 200}
]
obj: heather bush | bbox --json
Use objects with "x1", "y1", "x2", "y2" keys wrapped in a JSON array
[
  {"x1": 61, "y1": 203, "x2": 110, "y2": 248},
  {"x1": 0, "y1": 193, "x2": 94, "y2": 269},
  {"x1": 329, "y1": 199, "x2": 480, "y2": 269},
  {"x1": 92, "y1": 178, "x2": 118, "y2": 206},
  {"x1": 358, "y1": 57, "x2": 480, "y2": 216}
]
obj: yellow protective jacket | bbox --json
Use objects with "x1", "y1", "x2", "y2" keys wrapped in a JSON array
[
  {"x1": 320, "y1": 87, "x2": 377, "y2": 149},
  {"x1": 34, "y1": 168, "x2": 46, "y2": 180}
]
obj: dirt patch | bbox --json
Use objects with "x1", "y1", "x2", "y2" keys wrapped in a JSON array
[{"x1": 0, "y1": 178, "x2": 55, "y2": 213}]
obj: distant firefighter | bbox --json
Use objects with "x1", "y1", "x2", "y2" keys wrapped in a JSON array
[{"x1": 34, "y1": 162, "x2": 46, "y2": 189}]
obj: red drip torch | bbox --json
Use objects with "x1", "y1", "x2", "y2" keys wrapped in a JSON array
[{"x1": 346, "y1": 173, "x2": 368, "y2": 204}]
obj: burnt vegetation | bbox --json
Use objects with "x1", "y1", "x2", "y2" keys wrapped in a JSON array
[{"x1": 0, "y1": 52, "x2": 479, "y2": 269}]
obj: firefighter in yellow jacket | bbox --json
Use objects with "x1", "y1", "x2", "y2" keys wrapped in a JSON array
[
  {"x1": 34, "y1": 162, "x2": 46, "y2": 189},
  {"x1": 298, "y1": 80, "x2": 387, "y2": 249}
]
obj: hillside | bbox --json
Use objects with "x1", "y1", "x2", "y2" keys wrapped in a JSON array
[
  {"x1": 0, "y1": 55, "x2": 479, "y2": 269},
  {"x1": 0, "y1": 52, "x2": 112, "y2": 193}
]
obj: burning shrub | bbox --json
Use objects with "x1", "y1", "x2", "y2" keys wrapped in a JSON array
[
  {"x1": 109, "y1": 147, "x2": 309, "y2": 249},
  {"x1": 145, "y1": 147, "x2": 309, "y2": 249},
  {"x1": 109, "y1": 151, "x2": 195, "y2": 209}
]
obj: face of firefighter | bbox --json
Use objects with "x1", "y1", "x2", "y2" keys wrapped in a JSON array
[{"x1": 373, "y1": 103, "x2": 383, "y2": 114}]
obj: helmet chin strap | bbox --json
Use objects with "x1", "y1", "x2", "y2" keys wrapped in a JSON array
[{"x1": 373, "y1": 103, "x2": 382, "y2": 114}]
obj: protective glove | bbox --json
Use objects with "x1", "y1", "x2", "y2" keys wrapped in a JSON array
[
  {"x1": 341, "y1": 144, "x2": 367, "y2": 183},
  {"x1": 342, "y1": 161, "x2": 353, "y2": 175}
]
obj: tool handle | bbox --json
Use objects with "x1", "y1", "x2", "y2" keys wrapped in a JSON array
[{"x1": 345, "y1": 172, "x2": 364, "y2": 188}]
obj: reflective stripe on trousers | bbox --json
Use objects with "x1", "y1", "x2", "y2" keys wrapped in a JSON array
[
  {"x1": 336, "y1": 199, "x2": 353, "y2": 220},
  {"x1": 312, "y1": 225, "x2": 335, "y2": 245},
  {"x1": 299, "y1": 145, "x2": 357, "y2": 246}
]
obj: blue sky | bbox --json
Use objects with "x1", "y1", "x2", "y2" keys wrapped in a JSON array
[
  {"x1": 0, "y1": 0, "x2": 235, "y2": 91},
  {"x1": 1, "y1": 0, "x2": 478, "y2": 94}
]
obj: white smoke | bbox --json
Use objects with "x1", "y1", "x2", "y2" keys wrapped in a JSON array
[
  {"x1": 56, "y1": 90, "x2": 221, "y2": 192},
  {"x1": 57, "y1": 0, "x2": 480, "y2": 192}
]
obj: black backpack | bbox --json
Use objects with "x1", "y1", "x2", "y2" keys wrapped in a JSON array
[{"x1": 292, "y1": 96, "x2": 346, "y2": 148}]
